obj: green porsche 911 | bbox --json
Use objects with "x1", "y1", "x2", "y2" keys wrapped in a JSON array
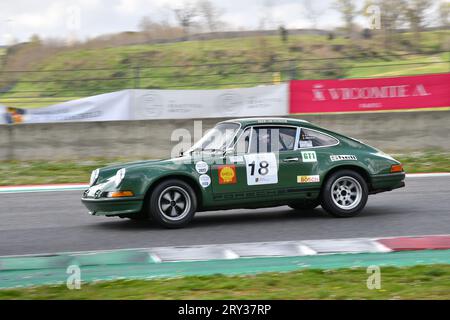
[{"x1": 81, "y1": 117, "x2": 405, "y2": 228}]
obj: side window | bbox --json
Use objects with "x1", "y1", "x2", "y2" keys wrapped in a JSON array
[
  {"x1": 298, "y1": 128, "x2": 339, "y2": 148},
  {"x1": 249, "y1": 126, "x2": 297, "y2": 153}
]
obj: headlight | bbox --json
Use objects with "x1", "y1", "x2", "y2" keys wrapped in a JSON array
[
  {"x1": 90, "y1": 169, "x2": 100, "y2": 186},
  {"x1": 114, "y1": 168, "x2": 126, "y2": 187}
]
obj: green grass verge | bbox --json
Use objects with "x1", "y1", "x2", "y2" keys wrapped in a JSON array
[
  {"x1": 0, "y1": 264, "x2": 449, "y2": 300},
  {"x1": 394, "y1": 152, "x2": 450, "y2": 173},
  {"x1": 0, "y1": 159, "x2": 115, "y2": 185},
  {"x1": 0, "y1": 152, "x2": 448, "y2": 186}
]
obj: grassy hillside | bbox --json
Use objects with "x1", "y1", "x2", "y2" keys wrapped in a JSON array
[{"x1": 0, "y1": 30, "x2": 449, "y2": 108}]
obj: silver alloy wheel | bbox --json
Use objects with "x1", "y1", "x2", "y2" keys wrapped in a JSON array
[
  {"x1": 157, "y1": 186, "x2": 191, "y2": 221},
  {"x1": 331, "y1": 176, "x2": 363, "y2": 210}
]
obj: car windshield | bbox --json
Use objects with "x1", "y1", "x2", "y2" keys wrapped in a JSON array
[{"x1": 187, "y1": 122, "x2": 240, "y2": 153}]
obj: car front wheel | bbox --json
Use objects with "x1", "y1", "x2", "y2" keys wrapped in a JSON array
[
  {"x1": 321, "y1": 170, "x2": 368, "y2": 218},
  {"x1": 148, "y1": 179, "x2": 197, "y2": 228}
]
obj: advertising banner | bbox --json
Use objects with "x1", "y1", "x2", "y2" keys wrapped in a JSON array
[
  {"x1": 17, "y1": 90, "x2": 131, "y2": 123},
  {"x1": 1, "y1": 84, "x2": 288, "y2": 124},
  {"x1": 290, "y1": 73, "x2": 450, "y2": 114},
  {"x1": 132, "y1": 84, "x2": 288, "y2": 120},
  {"x1": 0, "y1": 105, "x2": 7, "y2": 124}
]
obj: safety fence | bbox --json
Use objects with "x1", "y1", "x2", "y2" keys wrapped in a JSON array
[
  {"x1": 0, "y1": 50, "x2": 449, "y2": 108},
  {"x1": 1, "y1": 72, "x2": 449, "y2": 124}
]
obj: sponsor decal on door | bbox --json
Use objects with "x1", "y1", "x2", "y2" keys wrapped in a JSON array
[
  {"x1": 218, "y1": 165, "x2": 237, "y2": 185},
  {"x1": 297, "y1": 175, "x2": 320, "y2": 183},
  {"x1": 330, "y1": 155, "x2": 357, "y2": 161},
  {"x1": 244, "y1": 153, "x2": 278, "y2": 186},
  {"x1": 301, "y1": 151, "x2": 317, "y2": 162}
]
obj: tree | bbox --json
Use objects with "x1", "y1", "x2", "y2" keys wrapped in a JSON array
[
  {"x1": 439, "y1": 1, "x2": 450, "y2": 27},
  {"x1": 258, "y1": 0, "x2": 276, "y2": 30},
  {"x1": 197, "y1": 0, "x2": 224, "y2": 32},
  {"x1": 173, "y1": 2, "x2": 198, "y2": 39},
  {"x1": 333, "y1": 0, "x2": 358, "y2": 38},
  {"x1": 279, "y1": 25, "x2": 288, "y2": 43},
  {"x1": 302, "y1": 0, "x2": 321, "y2": 29},
  {"x1": 29, "y1": 34, "x2": 42, "y2": 45},
  {"x1": 404, "y1": 0, "x2": 433, "y2": 45},
  {"x1": 138, "y1": 17, "x2": 183, "y2": 41}
]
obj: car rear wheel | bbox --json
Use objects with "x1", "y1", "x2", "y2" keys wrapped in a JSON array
[
  {"x1": 321, "y1": 170, "x2": 368, "y2": 218},
  {"x1": 148, "y1": 179, "x2": 197, "y2": 228}
]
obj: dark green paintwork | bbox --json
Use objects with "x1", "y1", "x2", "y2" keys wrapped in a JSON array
[{"x1": 81, "y1": 118, "x2": 405, "y2": 217}]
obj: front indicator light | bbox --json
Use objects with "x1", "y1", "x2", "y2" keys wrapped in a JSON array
[
  {"x1": 390, "y1": 164, "x2": 403, "y2": 173},
  {"x1": 107, "y1": 191, "x2": 134, "y2": 198}
]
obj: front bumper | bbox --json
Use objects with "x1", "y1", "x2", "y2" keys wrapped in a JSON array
[
  {"x1": 81, "y1": 194, "x2": 144, "y2": 217},
  {"x1": 370, "y1": 172, "x2": 406, "y2": 194}
]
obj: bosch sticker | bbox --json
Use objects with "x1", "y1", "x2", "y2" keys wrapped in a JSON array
[{"x1": 297, "y1": 175, "x2": 320, "y2": 183}]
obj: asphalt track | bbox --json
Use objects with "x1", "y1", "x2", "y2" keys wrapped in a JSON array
[{"x1": 0, "y1": 176, "x2": 449, "y2": 256}]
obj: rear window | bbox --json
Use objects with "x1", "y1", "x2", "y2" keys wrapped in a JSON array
[{"x1": 298, "y1": 128, "x2": 339, "y2": 148}]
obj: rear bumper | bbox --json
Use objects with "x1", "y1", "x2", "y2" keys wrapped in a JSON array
[
  {"x1": 370, "y1": 172, "x2": 406, "y2": 194},
  {"x1": 81, "y1": 197, "x2": 144, "y2": 216}
]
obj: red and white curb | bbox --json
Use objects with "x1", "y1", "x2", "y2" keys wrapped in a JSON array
[
  {"x1": 0, "y1": 173, "x2": 448, "y2": 194},
  {"x1": 2, "y1": 235, "x2": 449, "y2": 262},
  {"x1": 145, "y1": 235, "x2": 450, "y2": 262}
]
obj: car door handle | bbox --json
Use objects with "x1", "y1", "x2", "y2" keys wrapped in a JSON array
[{"x1": 283, "y1": 157, "x2": 299, "y2": 162}]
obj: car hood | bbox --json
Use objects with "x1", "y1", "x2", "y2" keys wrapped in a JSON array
[
  {"x1": 102, "y1": 159, "x2": 163, "y2": 171},
  {"x1": 96, "y1": 152, "x2": 223, "y2": 181}
]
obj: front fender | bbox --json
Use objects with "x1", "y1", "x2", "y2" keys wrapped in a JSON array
[{"x1": 121, "y1": 162, "x2": 205, "y2": 201}]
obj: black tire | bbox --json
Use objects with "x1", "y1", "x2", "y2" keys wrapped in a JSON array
[
  {"x1": 321, "y1": 170, "x2": 368, "y2": 218},
  {"x1": 147, "y1": 179, "x2": 197, "y2": 228},
  {"x1": 288, "y1": 199, "x2": 320, "y2": 211}
]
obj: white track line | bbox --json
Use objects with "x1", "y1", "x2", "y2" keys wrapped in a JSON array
[
  {"x1": 0, "y1": 173, "x2": 448, "y2": 194},
  {"x1": 0, "y1": 184, "x2": 88, "y2": 194},
  {"x1": 406, "y1": 173, "x2": 450, "y2": 178}
]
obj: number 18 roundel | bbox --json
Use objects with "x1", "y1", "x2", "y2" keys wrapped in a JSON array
[{"x1": 244, "y1": 153, "x2": 278, "y2": 186}]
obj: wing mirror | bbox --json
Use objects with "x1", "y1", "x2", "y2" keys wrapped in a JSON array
[{"x1": 223, "y1": 147, "x2": 235, "y2": 156}]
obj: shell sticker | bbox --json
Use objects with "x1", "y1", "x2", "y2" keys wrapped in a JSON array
[{"x1": 218, "y1": 165, "x2": 237, "y2": 185}]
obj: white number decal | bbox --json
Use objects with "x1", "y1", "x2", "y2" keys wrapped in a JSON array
[{"x1": 244, "y1": 153, "x2": 278, "y2": 186}]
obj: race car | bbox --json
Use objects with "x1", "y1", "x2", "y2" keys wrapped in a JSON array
[{"x1": 81, "y1": 117, "x2": 405, "y2": 228}]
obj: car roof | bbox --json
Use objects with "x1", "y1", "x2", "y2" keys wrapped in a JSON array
[{"x1": 220, "y1": 117, "x2": 311, "y2": 127}]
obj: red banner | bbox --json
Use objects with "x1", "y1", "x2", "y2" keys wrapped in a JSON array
[{"x1": 289, "y1": 73, "x2": 450, "y2": 113}]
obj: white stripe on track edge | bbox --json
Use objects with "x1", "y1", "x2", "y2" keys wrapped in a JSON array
[
  {"x1": 0, "y1": 173, "x2": 448, "y2": 194},
  {"x1": 406, "y1": 173, "x2": 450, "y2": 178},
  {"x1": 0, "y1": 184, "x2": 88, "y2": 194}
]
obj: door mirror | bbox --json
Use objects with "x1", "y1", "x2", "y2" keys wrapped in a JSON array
[{"x1": 223, "y1": 147, "x2": 235, "y2": 156}]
